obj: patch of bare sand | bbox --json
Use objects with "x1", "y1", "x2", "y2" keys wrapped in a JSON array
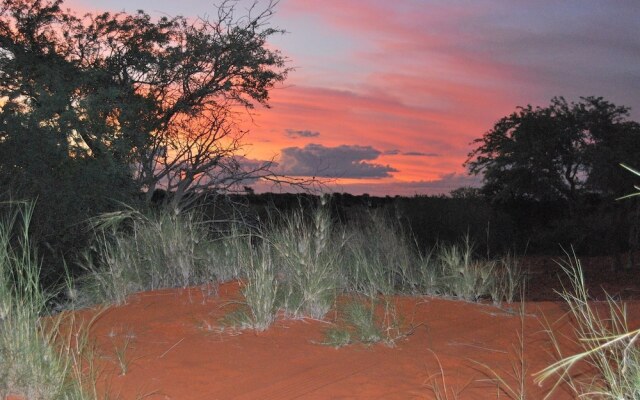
[{"x1": 71, "y1": 281, "x2": 640, "y2": 399}]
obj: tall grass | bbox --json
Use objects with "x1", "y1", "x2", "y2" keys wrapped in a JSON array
[
  {"x1": 535, "y1": 251, "x2": 640, "y2": 399},
  {"x1": 341, "y1": 210, "x2": 418, "y2": 296},
  {"x1": 240, "y1": 240, "x2": 279, "y2": 331},
  {"x1": 79, "y1": 200, "x2": 524, "y2": 334},
  {"x1": 340, "y1": 213, "x2": 522, "y2": 303},
  {"x1": 0, "y1": 203, "x2": 90, "y2": 399},
  {"x1": 267, "y1": 203, "x2": 343, "y2": 319},
  {"x1": 78, "y1": 207, "x2": 242, "y2": 305}
]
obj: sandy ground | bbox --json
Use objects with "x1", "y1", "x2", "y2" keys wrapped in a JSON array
[{"x1": 64, "y1": 280, "x2": 640, "y2": 400}]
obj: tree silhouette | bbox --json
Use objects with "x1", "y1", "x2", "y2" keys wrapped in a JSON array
[
  {"x1": 466, "y1": 97, "x2": 640, "y2": 211},
  {"x1": 0, "y1": 0, "x2": 297, "y2": 213},
  {"x1": 0, "y1": 0, "x2": 300, "y2": 278}
]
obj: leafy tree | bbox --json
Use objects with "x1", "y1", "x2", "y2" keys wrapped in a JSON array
[
  {"x1": 0, "y1": 0, "x2": 293, "y2": 277},
  {"x1": 1, "y1": 0, "x2": 292, "y2": 210},
  {"x1": 465, "y1": 97, "x2": 640, "y2": 208},
  {"x1": 466, "y1": 97, "x2": 640, "y2": 260}
]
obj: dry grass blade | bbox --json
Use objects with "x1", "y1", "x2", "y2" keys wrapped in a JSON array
[{"x1": 534, "y1": 249, "x2": 640, "y2": 399}]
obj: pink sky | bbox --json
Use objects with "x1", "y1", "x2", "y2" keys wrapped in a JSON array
[{"x1": 67, "y1": 0, "x2": 640, "y2": 196}]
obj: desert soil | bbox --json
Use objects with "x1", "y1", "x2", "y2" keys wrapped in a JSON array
[{"x1": 68, "y1": 257, "x2": 640, "y2": 400}]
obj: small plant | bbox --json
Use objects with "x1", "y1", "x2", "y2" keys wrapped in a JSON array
[
  {"x1": 323, "y1": 327, "x2": 352, "y2": 348},
  {"x1": 113, "y1": 336, "x2": 133, "y2": 376},
  {"x1": 437, "y1": 238, "x2": 496, "y2": 302},
  {"x1": 321, "y1": 299, "x2": 379, "y2": 348},
  {"x1": 322, "y1": 296, "x2": 410, "y2": 348},
  {"x1": 344, "y1": 300, "x2": 383, "y2": 344}
]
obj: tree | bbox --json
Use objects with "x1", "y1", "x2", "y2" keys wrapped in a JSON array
[
  {"x1": 0, "y1": 0, "x2": 294, "y2": 213},
  {"x1": 465, "y1": 97, "x2": 640, "y2": 208},
  {"x1": 0, "y1": 0, "x2": 296, "y2": 278}
]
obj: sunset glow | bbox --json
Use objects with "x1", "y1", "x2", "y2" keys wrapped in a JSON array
[{"x1": 67, "y1": 0, "x2": 640, "y2": 196}]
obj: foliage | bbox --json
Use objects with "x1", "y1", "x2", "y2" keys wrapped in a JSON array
[
  {"x1": 239, "y1": 239, "x2": 279, "y2": 331},
  {"x1": 0, "y1": 0, "x2": 292, "y2": 279},
  {"x1": 340, "y1": 210, "x2": 417, "y2": 295},
  {"x1": 0, "y1": 0, "x2": 291, "y2": 207},
  {"x1": 618, "y1": 163, "x2": 640, "y2": 200},
  {"x1": 322, "y1": 296, "x2": 409, "y2": 349},
  {"x1": 435, "y1": 237, "x2": 497, "y2": 302},
  {"x1": 466, "y1": 97, "x2": 640, "y2": 206}
]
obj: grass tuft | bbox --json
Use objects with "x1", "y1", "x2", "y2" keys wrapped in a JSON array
[
  {"x1": 241, "y1": 240, "x2": 279, "y2": 331},
  {"x1": 322, "y1": 295, "x2": 411, "y2": 348},
  {"x1": 268, "y1": 205, "x2": 342, "y2": 319},
  {"x1": 436, "y1": 237, "x2": 497, "y2": 302}
]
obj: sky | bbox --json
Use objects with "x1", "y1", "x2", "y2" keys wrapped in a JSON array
[{"x1": 67, "y1": 0, "x2": 640, "y2": 196}]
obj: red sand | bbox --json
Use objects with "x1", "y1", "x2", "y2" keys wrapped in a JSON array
[{"x1": 61, "y1": 280, "x2": 640, "y2": 400}]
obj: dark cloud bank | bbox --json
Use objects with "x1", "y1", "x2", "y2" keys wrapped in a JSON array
[{"x1": 277, "y1": 143, "x2": 398, "y2": 178}]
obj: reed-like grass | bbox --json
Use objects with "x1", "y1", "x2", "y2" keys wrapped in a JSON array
[
  {"x1": 534, "y1": 251, "x2": 640, "y2": 399},
  {"x1": 79, "y1": 199, "x2": 522, "y2": 312},
  {"x1": 0, "y1": 203, "x2": 93, "y2": 400},
  {"x1": 240, "y1": 240, "x2": 279, "y2": 331},
  {"x1": 78, "y1": 207, "x2": 241, "y2": 305},
  {"x1": 435, "y1": 237, "x2": 498, "y2": 302},
  {"x1": 0, "y1": 197, "x2": 534, "y2": 398},
  {"x1": 340, "y1": 210, "x2": 419, "y2": 296},
  {"x1": 267, "y1": 204, "x2": 342, "y2": 319},
  {"x1": 490, "y1": 253, "x2": 526, "y2": 306}
]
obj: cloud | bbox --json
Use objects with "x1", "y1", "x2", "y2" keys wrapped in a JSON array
[
  {"x1": 112, "y1": 0, "x2": 639, "y2": 196},
  {"x1": 403, "y1": 151, "x2": 439, "y2": 157},
  {"x1": 383, "y1": 150, "x2": 440, "y2": 157},
  {"x1": 284, "y1": 129, "x2": 321, "y2": 138},
  {"x1": 277, "y1": 143, "x2": 398, "y2": 178},
  {"x1": 283, "y1": 1, "x2": 640, "y2": 116}
]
